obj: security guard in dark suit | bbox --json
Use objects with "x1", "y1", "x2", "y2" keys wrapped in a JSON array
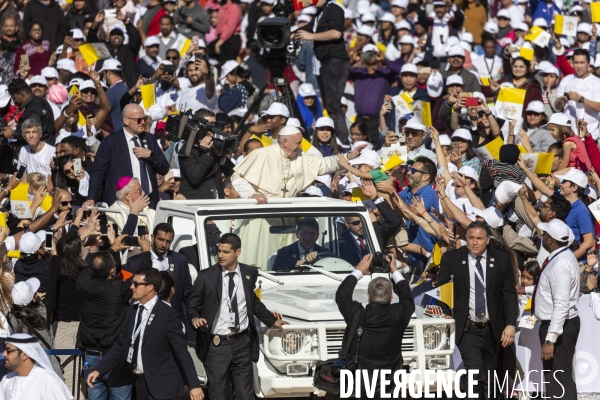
[{"x1": 272, "y1": 217, "x2": 325, "y2": 271}]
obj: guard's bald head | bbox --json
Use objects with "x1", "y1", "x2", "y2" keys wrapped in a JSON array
[
  {"x1": 123, "y1": 104, "x2": 144, "y2": 118},
  {"x1": 123, "y1": 104, "x2": 146, "y2": 134}
]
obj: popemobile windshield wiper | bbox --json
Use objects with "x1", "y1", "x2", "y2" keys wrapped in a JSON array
[{"x1": 258, "y1": 269, "x2": 284, "y2": 285}]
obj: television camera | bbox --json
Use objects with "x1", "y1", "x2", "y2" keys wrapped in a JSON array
[{"x1": 165, "y1": 111, "x2": 237, "y2": 156}]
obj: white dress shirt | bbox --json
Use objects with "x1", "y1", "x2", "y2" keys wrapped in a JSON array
[
  {"x1": 468, "y1": 251, "x2": 489, "y2": 323},
  {"x1": 533, "y1": 246, "x2": 580, "y2": 343},
  {"x1": 351, "y1": 269, "x2": 405, "y2": 284},
  {"x1": 123, "y1": 130, "x2": 152, "y2": 194},
  {"x1": 590, "y1": 292, "x2": 600, "y2": 320},
  {"x1": 133, "y1": 295, "x2": 159, "y2": 374},
  {"x1": 212, "y1": 264, "x2": 249, "y2": 335},
  {"x1": 151, "y1": 250, "x2": 170, "y2": 271}
]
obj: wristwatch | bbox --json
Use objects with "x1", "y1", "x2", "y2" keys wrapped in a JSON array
[
  {"x1": 544, "y1": 340, "x2": 554, "y2": 346},
  {"x1": 578, "y1": 96, "x2": 585, "y2": 104}
]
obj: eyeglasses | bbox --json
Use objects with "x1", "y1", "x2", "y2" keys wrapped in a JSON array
[
  {"x1": 166, "y1": 56, "x2": 179, "y2": 61},
  {"x1": 60, "y1": 201, "x2": 73, "y2": 206},
  {"x1": 409, "y1": 167, "x2": 426, "y2": 175},
  {"x1": 348, "y1": 221, "x2": 362, "y2": 226},
  {"x1": 132, "y1": 281, "x2": 151, "y2": 287},
  {"x1": 526, "y1": 112, "x2": 542, "y2": 116},
  {"x1": 125, "y1": 116, "x2": 145, "y2": 124},
  {"x1": 81, "y1": 89, "x2": 96, "y2": 94},
  {"x1": 4, "y1": 348, "x2": 19, "y2": 354},
  {"x1": 405, "y1": 130, "x2": 422, "y2": 137}
]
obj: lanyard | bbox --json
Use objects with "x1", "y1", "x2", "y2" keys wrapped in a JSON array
[
  {"x1": 131, "y1": 306, "x2": 150, "y2": 346},
  {"x1": 10, "y1": 365, "x2": 34, "y2": 400},
  {"x1": 223, "y1": 274, "x2": 239, "y2": 312},
  {"x1": 485, "y1": 57, "x2": 495, "y2": 77}
]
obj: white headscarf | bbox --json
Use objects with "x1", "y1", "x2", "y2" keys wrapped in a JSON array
[{"x1": 6, "y1": 334, "x2": 54, "y2": 372}]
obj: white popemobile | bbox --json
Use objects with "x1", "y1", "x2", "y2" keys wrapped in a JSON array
[{"x1": 150, "y1": 198, "x2": 456, "y2": 398}]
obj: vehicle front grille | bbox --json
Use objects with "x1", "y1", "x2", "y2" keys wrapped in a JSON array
[{"x1": 324, "y1": 326, "x2": 415, "y2": 359}]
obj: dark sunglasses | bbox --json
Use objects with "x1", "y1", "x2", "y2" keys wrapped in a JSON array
[
  {"x1": 348, "y1": 221, "x2": 362, "y2": 226},
  {"x1": 4, "y1": 348, "x2": 18, "y2": 354},
  {"x1": 526, "y1": 111, "x2": 542, "y2": 116},
  {"x1": 409, "y1": 167, "x2": 426, "y2": 175},
  {"x1": 125, "y1": 116, "x2": 145, "y2": 124},
  {"x1": 132, "y1": 281, "x2": 151, "y2": 287},
  {"x1": 60, "y1": 201, "x2": 73, "y2": 206},
  {"x1": 81, "y1": 89, "x2": 96, "y2": 94},
  {"x1": 166, "y1": 56, "x2": 179, "y2": 61},
  {"x1": 405, "y1": 130, "x2": 422, "y2": 137}
]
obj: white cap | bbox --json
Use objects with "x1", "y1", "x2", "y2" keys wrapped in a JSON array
[
  {"x1": 427, "y1": 72, "x2": 443, "y2": 98},
  {"x1": 297, "y1": 14, "x2": 311, "y2": 24},
  {"x1": 497, "y1": 9, "x2": 511, "y2": 19},
  {"x1": 559, "y1": 37, "x2": 570, "y2": 49},
  {"x1": 298, "y1": 82, "x2": 317, "y2": 97},
  {"x1": 356, "y1": 25, "x2": 375, "y2": 37},
  {"x1": 11, "y1": 278, "x2": 40, "y2": 306},
  {"x1": 447, "y1": 45, "x2": 465, "y2": 58},
  {"x1": 41, "y1": 67, "x2": 58, "y2": 79},
  {"x1": 379, "y1": 12, "x2": 396, "y2": 24},
  {"x1": 69, "y1": 78, "x2": 83, "y2": 88},
  {"x1": 395, "y1": 19, "x2": 411, "y2": 31},
  {"x1": 362, "y1": 44, "x2": 379, "y2": 53},
  {"x1": 484, "y1": 21, "x2": 499, "y2": 34},
  {"x1": 432, "y1": 0, "x2": 446, "y2": 5},
  {"x1": 349, "y1": 149, "x2": 381, "y2": 168},
  {"x1": 56, "y1": 44, "x2": 65, "y2": 55},
  {"x1": 439, "y1": 134, "x2": 451, "y2": 146},
  {"x1": 473, "y1": 207, "x2": 504, "y2": 228},
  {"x1": 495, "y1": 181, "x2": 523, "y2": 204},
  {"x1": 351, "y1": 140, "x2": 373, "y2": 151},
  {"x1": 19, "y1": 231, "x2": 46, "y2": 254},
  {"x1": 261, "y1": 102, "x2": 290, "y2": 118},
  {"x1": 541, "y1": 64, "x2": 560, "y2": 77},
  {"x1": 543, "y1": 112, "x2": 572, "y2": 128},
  {"x1": 585, "y1": 184, "x2": 598, "y2": 200},
  {"x1": 144, "y1": 36, "x2": 161, "y2": 47},
  {"x1": 578, "y1": 22, "x2": 592, "y2": 35},
  {"x1": 404, "y1": 119, "x2": 426, "y2": 131},
  {"x1": 533, "y1": 17, "x2": 548, "y2": 28},
  {"x1": 0, "y1": 85, "x2": 10, "y2": 108},
  {"x1": 219, "y1": 60, "x2": 239, "y2": 81},
  {"x1": 300, "y1": 186, "x2": 324, "y2": 197},
  {"x1": 446, "y1": 74, "x2": 464, "y2": 86},
  {"x1": 315, "y1": 175, "x2": 332, "y2": 188},
  {"x1": 108, "y1": 25, "x2": 126, "y2": 35},
  {"x1": 315, "y1": 116, "x2": 334, "y2": 129},
  {"x1": 461, "y1": 32, "x2": 474, "y2": 44},
  {"x1": 452, "y1": 128, "x2": 472, "y2": 142},
  {"x1": 29, "y1": 75, "x2": 47, "y2": 86},
  {"x1": 526, "y1": 100, "x2": 545, "y2": 113},
  {"x1": 570, "y1": 5, "x2": 583, "y2": 13},
  {"x1": 79, "y1": 80, "x2": 96, "y2": 91},
  {"x1": 197, "y1": 38, "x2": 207, "y2": 48},
  {"x1": 278, "y1": 125, "x2": 302, "y2": 136},
  {"x1": 458, "y1": 165, "x2": 478, "y2": 182},
  {"x1": 97, "y1": 59, "x2": 122, "y2": 73},
  {"x1": 343, "y1": 8, "x2": 354, "y2": 19},
  {"x1": 56, "y1": 58, "x2": 77, "y2": 74},
  {"x1": 70, "y1": 28, "x2": 85, "y2": 40},
  {"x1": 398, "y1": 35, "x2": 415, "y2": 45},
  {"x1": 499, "y1": 81, "x2": 515, "y2": 88},
  {"x1": 513, "y1": 22, "x2": 529, "y2": 32},
  {"x1": 361, "y1": 13, "x2": 376, "y2": 23},
  {"x1": 555, "y1": 168, "x2": 588, "y2": 188},
  {"x1": 401, "y1": 63, "x2": 418, "y2": 74},
  {"x1": 537, "y1": 219, "x2": 575, "y2": 245},
  {"x1": 286, "y1": 117, "x2": 305, "y2": 133},
  {"x1": 536, "y1": 60, "x2": 552, "y2": 71},
  {"x1": 301, "y1": 5, "x2": 317, "y2": 15},
  {"x1": 391, "y1": 0, "x2": 408, "y2": 8}
]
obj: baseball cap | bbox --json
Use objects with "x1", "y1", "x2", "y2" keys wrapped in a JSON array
[
  {"x1": 398, "y1": 35, "x2": 415, "y2": 45},
  {"x1": 344, "y1": 8, "x2": 354, "y2": 19},
  {"x1": 315, "y1": 175, "x2": 332, "y2": 188},
  {"x1": 11, "y1": 278, "x2": 40, "y2": 307},
  {"x1": 356, "y1": 25, "x2": 374, "y2": 37},
  {"x1": 298, "y1": 83, "x2": 317, "y2": 97},
  {"x1": 540, "y1": 64, "x2": 560, "y2": 76},
  {"x1": 361, "y1": 13, "x2": 376, "y2": 23},
  {"x1": 0, "y1": 85, "x2": 10, "y2": 108},
  {"x1": 378, "y1": 12, "x2": 396, "y2": 23},
  {"x1": 362, "y1": 44, "x2": 379, "y2": 54},
  {"x1": 533, "y1": 18, "x2": 548, "y2": 28},
  {"x1": 458, "y1": 166, "x2": 478, "y2": 182},
  {"x1": 109, "y1": 25, "x2": 125, "y2": 36},
  {"x1": 446, "y1": 74, "x2": 464, "y2": 86},
  {"x1": 301, "y1": 6, "x2": 317, "y2": 15},
  {"x1": 542, "y1": 113, "x2": 571, "y2": 128},
  {"x1": 585, "y1": 184, "x2": 598, "y2": 200},
  {"x1": 472, "y1": 207, "x2": 504, "y2": 228},
  {"x1": 452, "y1": 128, "x2": 472, "y2": 142},
  {"x1": 391, "y1": 0, "x2": 408, "y2": 8},
  {"x1": 447, "y1": 45, "x2": 465, "y2": 58},
  {"x1": 427, "y1": 72, "x2": 443, "y2": 98},
  {"x1": 299, "y1": 186, "x2": 324, "y2": 197},
  {"x1": 56, "y1": 59, "x2": 77, "y2": 74},
  {"x1": 497, "y1": 9, "x2": 511, "y2": 19},
  {"x1": 285, "y1": 117, "x2": 305, "y2": 133},
  {"x1": 401, "y1": 63, "x2": 418, "y2": 74},
  {"x1": 29, "y1": 75, "x2": 47, "y2": 87},
  {"x1": 439, "y1": 134, "x2": 451, "y2": 146},
  {"x1": 79, "y1": 80, "x2": 97, "y2": 91},
  {"x1": 219, "y1": 60, "x2": 239, "y2": 81},
  {"x1": 537, "y1": 219, "x2": 575, "y2": 245},
  {"x1": 144, "y1": 36, "x2": 161, "y2": 47},
  {"x1": 495, "y1": 181, "x2": 522, "y2": 204},
  {"x1": 297, "y1": 14, "x2": 311, "y2": 24},
  {"x1": 70, "y1": 28, "x2": 85, "y2": 40},
  {"x1": 315, "y1": 117, "x2": 334, "y2": 129},
  {"x1": 526, "y1": 100, "x2": 545, "y2": 113},
  {"x1": 578, "y1": 22, "x2": 592, "y2": 35},
  {"x1": 41, "y1": 67, "x2": 59, "y2": 79},
  {"x1": 404, "y1": 119, "x2": 426, "y2": 132},
  {"x1": 349, "y1": 149, "x2": 381, "y2": 169},
  {"x1": 261, "y1": 102, "x2": 290, "y2": 118},
  {"x1": 484, "y1": 21, "x2": 499, "y2": 34},
  {"x1": 19, "y1": 231, "x2": 46, "y2": 254},
  {"x1": 555, "y1": 168, "x2": 588, "y2": 188},
  {"x1": 395, "y1": 19, "x2": 411, "y2": 31},
  {"x1": 513, "y1": 22, "x2": 529, "y2": 32},
  {"x1": 432, "y1": 0, "x2": 446, "y2": 5},
  {"x1": 97, "y1": 59, "x2": 122, "y2": 73}
]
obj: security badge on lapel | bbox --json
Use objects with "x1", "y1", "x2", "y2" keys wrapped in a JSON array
[
  {"x1": 462, "y1": 258, "x2": 494, "y2": 267},
  {"x1": 169, "y1": 263, "x2": 174, "y2": 272}
]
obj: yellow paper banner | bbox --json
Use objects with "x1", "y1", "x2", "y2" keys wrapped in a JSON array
[
  {"x1": 140, "y1": 82, "x2": 156, "y2": 109},
  {"x1": 592, "y1": 3, "x2": 600, "y2": 23},
  {"x1": 250, "y1": 134, "x2": 272, "y2": 147},
  {"x1": 519, "y1": 47, "x2": 534, "y2": 61}
]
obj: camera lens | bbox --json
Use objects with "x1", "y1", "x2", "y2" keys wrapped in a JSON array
[{"x1": 261, "y1": 26, "x2": 284, "y2": 47}]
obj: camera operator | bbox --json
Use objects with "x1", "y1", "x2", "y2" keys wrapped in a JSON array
[
  {"x1": 296, "y1": 0, "x2": 350, "y2": 144},
  {"x1": 178, "y1": 109, "x2": 235, "y2": 199},
  {"x1": 335, "y1": 253, "x2": 415, "y2": 397}
]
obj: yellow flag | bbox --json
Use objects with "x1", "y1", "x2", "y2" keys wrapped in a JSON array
[
  {"x1": 0, "y1": 212, "x2": 6, "y2": 228},
  {"x1": 481, "y1": 77, "x2": 490, "y2": 86},
  {"x1": 400, "y1": 92, "x2": 413, "y2": 111},
  {"x1": 520, "y1": 152, "x2": 555, "y2": 175},
  {"x1": 430, "y1": 242, "x2": 442, "y2": 268},
  {"x1": 172, "y1": 34, "x2": 192, "y2": 57},
  {"x1": 40, "y1": 195, "x2": 53, "y2": 212},
  {"x1": 591, "y1": 2, "x2": 600, "y2": 23},
  {"x1": 79, "y1": 43, "x2": 112, "y2": 66},
  {"x1": 495, "y1": 87, "x2": 526, "y2": 120},
  {"x1": 524, "y1": 297, "x2": 532, "y2": 312},
  {"x1": 7, "y1": 250, "x2": 20, "y2": 258},
  {"x1": 524, "y1": 26, "x2": 543, "y2": 42},
  {"x1": 10, "y1": 183, "x2": 29, "y2": 202},
  {"x1": 254, "y1": 287, "x2": 262, "y2": 301},
  {"x1": 140, "y1": 82, "x2": 156, "y2": 109},
  {"x1": 554, "y1": 14, "x2": 579, "y2": 37},
  {"x1": 519, "y1": 47, "x2": 534, "y2": 61},
  {"x1": 381, "y1": 154, "x2": 403, "y2": 172},
  {"x1": 425, "y1": 281, "x2": 454, "y2": 308},
  {"x1": 351, "y1": 187, "x2": 370, "y2": 203},
  {"x1": 375, "y1": 42, "x2": 387, "y2": 53},
  {"x1": 250, "y1": 134, "x2": 273, "y2": 147},
  {"x1": 421, "y1": 101, "x2": 432, "y2": 127},
  {"x1": 69, "y1": 85, "x2": 80, "y2": 98},
  {"x1": 78, "y1": 110, "x2": 87, "y2": 127}
]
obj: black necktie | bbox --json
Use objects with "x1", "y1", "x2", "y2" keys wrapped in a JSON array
[
  {"x1": 227, "y1": 272, "x2": 239, "y2": 333},
  {"x1": 474, "y1": 256, "x2": 486, "y2": 320},
  {"x1": 130, "y1": 305, "x2": 144, "y2": 368},
  {"x1": 131, "y1": 136, "x2": 150, "y2": 195}
]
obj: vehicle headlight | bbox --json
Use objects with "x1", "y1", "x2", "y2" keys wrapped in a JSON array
[
  {"x1": 423, "y1": 326, "x2": 444, "y2": 350},
  {"x1": 281, "y1": 330, "x2": 305, "y2": 355}
]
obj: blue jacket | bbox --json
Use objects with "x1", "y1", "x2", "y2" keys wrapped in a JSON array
[
  {"x1": 297, "y1": 93, "x2": 323, "y2": 129},
  {"x1": 530, "y1": 0, "x2": 561, "y2": 26},
  {"x1": 106, "y1": 81, "x2": 128, "y2": 131}
]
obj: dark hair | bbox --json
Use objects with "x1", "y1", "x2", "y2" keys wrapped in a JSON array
[
  {"x1": 466, "y1": 220, "x2": 491, "y2": 237},
  {"x1": 54, "y1": 154, "x2": 77, "y2": 190},
  {"x1": 523, "y1": 112, "x2": 549, "y2": 130},
  {"x1": 311, "y1": 127, "x2": 340, "y2": 155},
  {"x1": 573, "y1": 49, "x2": 591, "y2": 63},
  {"x1": 512, "y1": 57, "x2": 532, "y2": 80},
  {"x1": 28, "y1": 21, "x2": 43, "y2": 38},
  {"x1": 243, "y1": 138, "x2": 262, "y2": 153},
  {"x1": 61, "y1": 136, "x2": 86, "y2": 153},
  {"x1": 547, "y1": 142, "x2": 563, "y2": 158},
  {"x1": 297, "y1": 217, "x2": 319, "y2": 233},
  {"x1": 8, "y1": 79, "x2": 32, "y2": 96},
  {"x1": 90, "y1": 252, "x2": 115, "y2": 279},
  {"x1": 413, "y1": 156, "x2": 437, "y2": 184},
  {"x1": 195, "y1": 108, "x2": 216, "y2": 118},
  {"x1": 159, "y1": 271, "x2": 175, "y2": 301},
  {"x1": 160, "y1": 15, "x2": 174, "y2": 24},
  {"x1": 166, "y1": 48, "x2": 180, "y2": 58},
  {"x1": 153, "y1": 222, "x2": 174, "y2": 237},
  {"x1": 349, "y1": 121, "x2": 368, "y2": 141},
  {"x1": 549, "y1": 194, "x2": 571, "y2": 220},
  {"x1": 218, "y1": 233, "x2": 241, "y2": 250},
  {"x1": 56, "y1": 234, "x2": 87, "y2": 280},
  {"x1": 134, "y1": 268, "x2": 162, "y2": 293},
  {"x1": 522, "y1": 260, "x2": 541, "y2": 281}
]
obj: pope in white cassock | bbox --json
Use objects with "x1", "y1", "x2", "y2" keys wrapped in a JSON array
[
  {"x1": 0, "y1": 333, "x2": 73, "y2": 400},
  {"x1": 231, "y1": 125, "x2": 366, "y2": 268}
]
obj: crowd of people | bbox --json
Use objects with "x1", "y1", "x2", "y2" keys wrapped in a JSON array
[{"x1": 0, "y1": 0, "x2": 594, "y2": 398}]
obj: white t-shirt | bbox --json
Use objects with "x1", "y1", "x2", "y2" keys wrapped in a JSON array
[
  {"x1": 17, "y1": 142, "x2": 56, "y2": 177},
  {"x1": 176, "y1": 83, "x2": 218, "y2": 113},
  {"x1": 557, "y1": 73, "x2": 600, "y2": 140}
]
